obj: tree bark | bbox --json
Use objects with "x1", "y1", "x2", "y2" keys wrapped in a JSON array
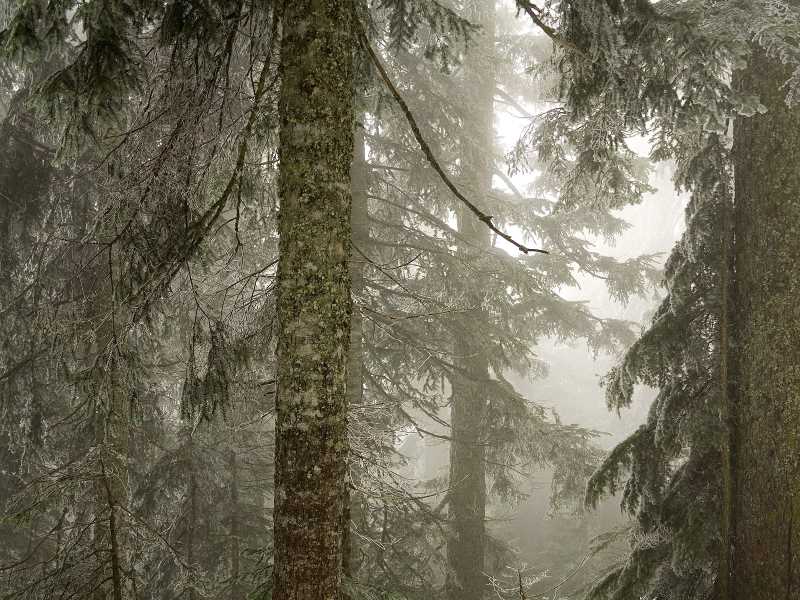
[
  {"x1": 732, "y1": 43, "x2": 800, "y2": 600},
  {"x1": 272, "y1": 1, "x2": 354, "y2": 598},
  {"x1": 446, "y1": 4, "x2": 495, "y2": 600}
]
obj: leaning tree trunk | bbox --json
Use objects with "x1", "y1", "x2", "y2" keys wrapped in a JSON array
[
  {"x1": 446, "y1": 4, "x2": 495, "y2": 600},
  {"x1": 731, "y1": 43, "x2": 800, "y2": 600},
  {"x1": 272, "y1": 1, "x2": 354, "y2": 599}
]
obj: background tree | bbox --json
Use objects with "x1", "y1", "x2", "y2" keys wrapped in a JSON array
[
  {"x1": 9, "y1": 2, "x2": 796, "y2": 600},
  {"x1": 527, "y1": 1, "x2": 800, "y2": 598},
  {"x1": 0, "y1": 2, "x2": 280, "y2": 598},
  {"x1": 342, "y1": 3, "x2": 660, "y2": 599}
]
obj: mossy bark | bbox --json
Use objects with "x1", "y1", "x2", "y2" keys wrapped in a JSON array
[
  {"x1": 272, "y1": 1, "x2": 354, "y2": 599},
  {"x1": 446, "y1": 4, "x2": 494, "y2": 600},
  {"x1": 731, "y1": 44, "x2": 800, "y2": 600}
]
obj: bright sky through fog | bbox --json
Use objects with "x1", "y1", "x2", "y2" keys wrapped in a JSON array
[{"x1": 493, "y1": 90, "x2": 687, "y2": 321}]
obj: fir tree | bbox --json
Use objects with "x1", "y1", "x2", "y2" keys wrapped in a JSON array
[{"x1": 516, "y1": 1, "x2": 800, "y2": 598}]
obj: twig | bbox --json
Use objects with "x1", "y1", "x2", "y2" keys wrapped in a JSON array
[
  {"x1": 355, "y1": 24, "x2": 548, "y2": 255},
  {"x1": 530, "y1": 549, "x2": 592, "y2": 598}
]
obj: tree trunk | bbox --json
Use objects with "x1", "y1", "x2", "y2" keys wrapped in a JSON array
[
  {"x1": 272, "y1": 1, "x2": 354, "y2": 598},
  {"x1": 446, "y1": 4, "x2": 495, "y2": 600},
  {"x1": 93, "y1": 293, "x2": 129, "y2": 600},
  {"x1": 732, "y1": 44, "x2": 800, "y2": 600},
  {"x1": 186, "y1": 430, "x2": 198, "y2": 600},
  {"x1": 229, "y1": 449, "x2": 243, "y2": 600},
  {"x1": 342, "y1": 121, "x2": 368, "y2": 586}
]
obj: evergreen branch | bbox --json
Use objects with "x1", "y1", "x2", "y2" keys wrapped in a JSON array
[
  {"x1": 530, "y1": 549, "x2": 593, "y2": 598},
  {"x1": 515, "y1": 1, "x2": 585, "y2": 57},
  {"x1": 356, "y1": 24, "x2": 548, "y2": 255},
  {"x1": 495, "y1": 87, "x2": 535, "y2": 119}
]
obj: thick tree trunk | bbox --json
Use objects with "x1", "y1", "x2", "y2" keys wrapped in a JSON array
[
  {"x1": 446, "y1": 4, "x2": 495, "y2": 600},
  {"x1": 731, "y1": 44, "x2": 800, "y2": 600},
  {"x1": 272, "y1": 1, "x2": 354, "y2": 599}
]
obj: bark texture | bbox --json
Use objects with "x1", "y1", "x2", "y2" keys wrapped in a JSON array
[
  {"x1": 446, "y1": 4, "x2": 494, "y2": 599},
  {"x1": 272, "y1": 1, "x2": 354, "y2": 599},
  {"x1": 732, "y1": 44, "x2": 800, "y2": 600}
]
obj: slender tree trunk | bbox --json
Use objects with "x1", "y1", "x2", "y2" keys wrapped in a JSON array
[
  {"x1": 348, "y1": 125, "x2": 368, "y2": 448},
  {"x1": 187, "y1": 430, "x2": 198, "y2": 600},
  {"x1": 272, "y1": 1, "x2": 354, "y2": 598},
  {"x1": 342, "y1": 121, "x2": 368, "y2": 586},
  {"x1": 229, "y1": 449, "x2": 243, "y2": 600},
  {"x1": 93, "y1": 295, "x2": 128, "y2": 600},
  {"x1": 446, "y1": 4, "x2": 495, "y2": 600},
  {"x1": 731, "y1": 43, "x2": 800, "y2": 600},
  {"x1": 94, "y1": 401, "x2": 127, "y2": 600}
]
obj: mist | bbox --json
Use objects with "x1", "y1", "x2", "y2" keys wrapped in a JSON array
[{"x1": 2, "y1": 1, "x2": 798, "y2": 600}]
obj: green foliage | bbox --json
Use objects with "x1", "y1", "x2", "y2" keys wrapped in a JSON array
[
  {"x1": 505, "y1": 1, "x2": 800, "y2": 598},
  {"x1": 0, "y1": 0, "x2": 719, "y2": 598},
  {"x1": 376, "y1": 0, "x2": 477, "y2": 60},
  {"x1": 344, "y1": 4, "x2": 662, "y2": 596}
]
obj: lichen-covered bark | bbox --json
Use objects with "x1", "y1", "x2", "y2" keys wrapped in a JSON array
[
  {"x1": 732, "y1": 44, "x2": 800, "y2": 600},
  {"x1": 272, "y1": 1, "x2": 354, "y2": 599},
  {"x1": 446, "y1": 4, "x2": 494, "y2": 599}
]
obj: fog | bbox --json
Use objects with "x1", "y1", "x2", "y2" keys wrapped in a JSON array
[{"x1": 2, "y1": 1, "x2": 798, "y2": 600}]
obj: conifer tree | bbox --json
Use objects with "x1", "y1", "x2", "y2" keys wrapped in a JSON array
[
  {"x1": 0, "y1": 3, "x2": 280, "y2": 598},
  {"x1": 271, "y1": 1, "x2": 355, "y2": 598},
  {"x1": 446, "y1": 4, "x2": 495, "y2": 598},
  {"x1": 342, "y1": 4, "x2": 659, "y2": 599},
  {"x1": 731, "y1": 42, "x2": 800, "y2": 599},
  {"x1": 524, "y1": 1, "x2": 800, "y2": 598}
]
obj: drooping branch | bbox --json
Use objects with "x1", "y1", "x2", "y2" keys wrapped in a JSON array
[
  {"x1": 515, "y1": 0, "x2": 585, "y2": 57},
  {"x1": 356, "y1": 24, "x2": 548, "y2": 255}
]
